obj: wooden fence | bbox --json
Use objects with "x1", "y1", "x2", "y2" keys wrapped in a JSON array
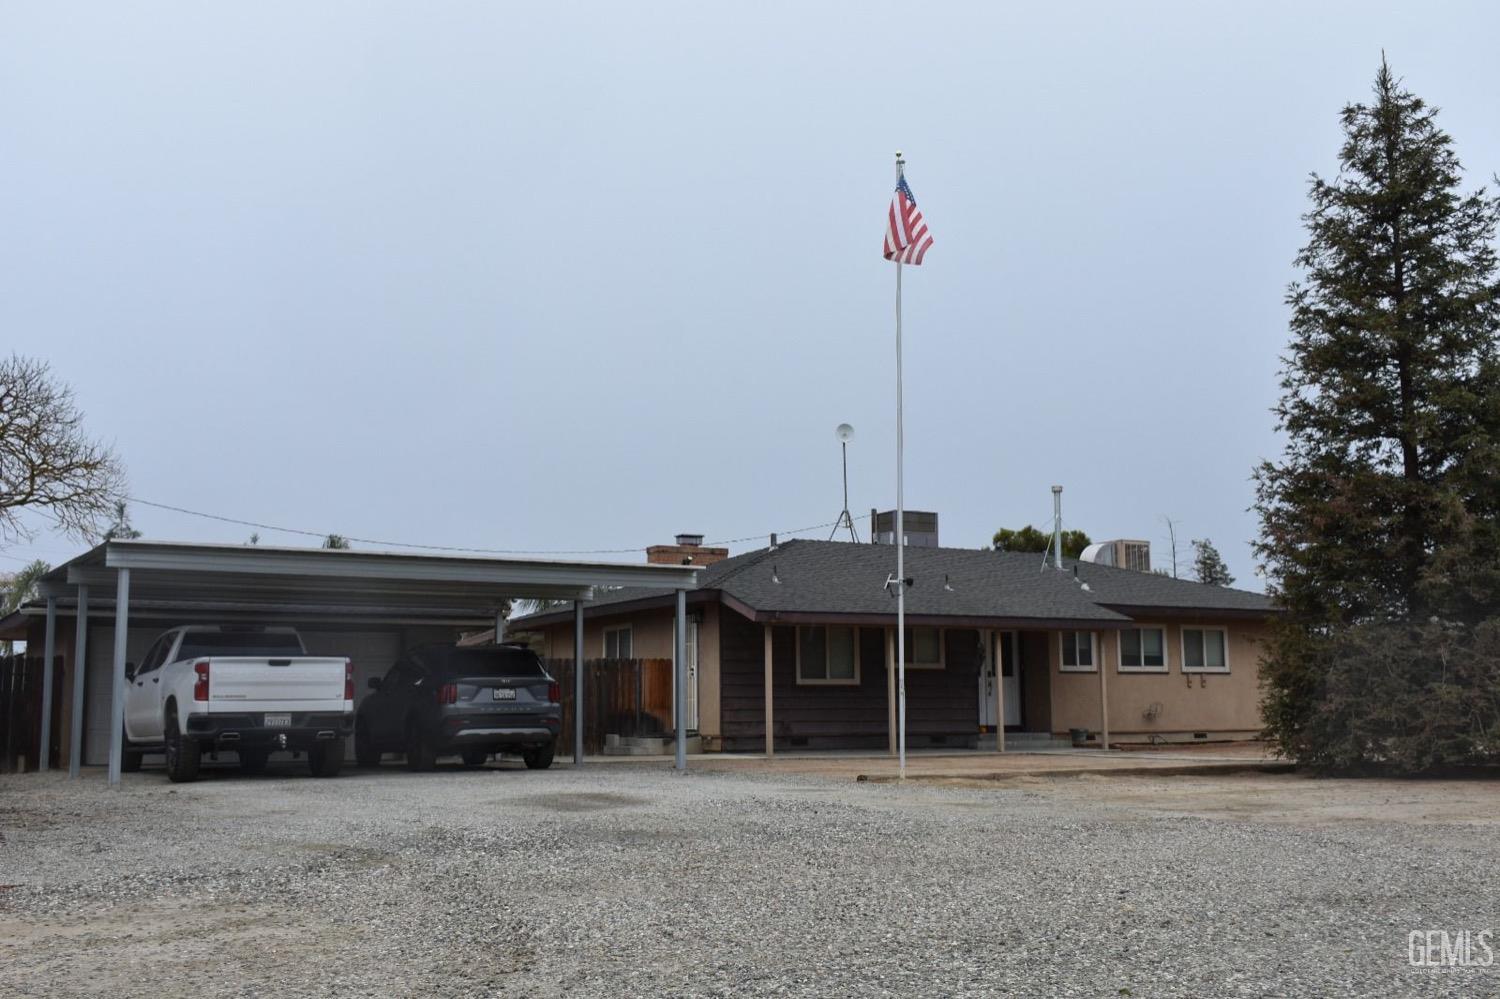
[
  {"x1": 543, "y1": 657, "x2": 674, "y2": 756},
  {"x1": 1, "y1": 654, "x2": 42, "y2": 773}
]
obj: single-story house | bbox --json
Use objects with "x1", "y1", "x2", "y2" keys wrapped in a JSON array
[{"x1": 513, "y1": 538, "x2": 1278, "y2": 751}]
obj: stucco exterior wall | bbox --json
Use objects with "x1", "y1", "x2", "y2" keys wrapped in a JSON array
[{"x1": 1048, "y1": 621, "x2": 1268, "y2": 739}]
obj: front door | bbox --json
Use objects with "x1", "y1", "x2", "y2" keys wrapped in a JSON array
[
  {"x1": 977, "y1": 632, "x2": 998, "y2": 730},
  {"x1": 999, "y1": 631, "x2": 1021, "y2": 728}
]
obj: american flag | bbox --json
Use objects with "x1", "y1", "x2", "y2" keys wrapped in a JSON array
[{"x1": 883, "y1": 174, "x2": 933, "y2": 265}]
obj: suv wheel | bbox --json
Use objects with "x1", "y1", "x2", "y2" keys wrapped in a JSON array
[
  {"x1": 308, "y1": 740, "x2": 344, "y2": 778},
  {"x1": 163, "y1": 706, "x2": 201, "y2": 783},
  {"x1": 354, "y1": 722, "x2": 381, "y2": 768},
  {"x1": 238, "y1": 749, "x2": 269, "y2": 775},
  {"x1": 522, "y1": 739, "x2": 555, "y2": 770},
  {"x1": 460, "y1": 747, "x2": 489, "y2": 767},
  {"x1": 404, "y1": 724, "x2": 437, "y2": 772}
]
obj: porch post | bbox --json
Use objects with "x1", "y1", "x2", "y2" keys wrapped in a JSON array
[
  {"x1": 885, "y1": 626, "x2": 896, "y2": 756},
  {"x1": 69, "y1": 584, "x2": 89, "y2": 778},
  {"x1": 993, "y1": 630, "x2": 1005, "y2": 754},
  {"x1": 1097, "y1": 630, "x2": 1110, "y2": 751},
  {"x1": 106, "y1": 568, "x2": 130, "y2": 787},
  {"x1": 39, "y1": 597, "x2": 57, "y2": 772},
  {"x1": 762, "y1": 624, "x2": 774, "y2": 758},
  {"x1": 572, "y1": 600, "x2": 584, "y2": 766},
  {"x1": 673, "y1": 589, "x2": 687, "y2": 771}
]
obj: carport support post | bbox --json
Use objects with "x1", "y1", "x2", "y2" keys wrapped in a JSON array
[
  {"x1": 1097, "y1": 632, "x2": 1110, "y2": 751},
  {"x1": 69, "y1": 585, "x2": 89, "y2": 778},
  {"x1": 673, "y1": 589, "x2": 687, "y2": 771},
  {"x1": 39, "y1": 597, "x2": 57, "y2": 771},
  {"x1": 762, "y1": 624, "x2": 774, "y2": 758},
  {"x1": 572, "y1": 600, "x2": 584, "y2": 766},
  {"x1": 107, "y1": 568, "x2": 130, "y2": 786}
]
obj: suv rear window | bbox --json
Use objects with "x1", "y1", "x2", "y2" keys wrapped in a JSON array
[
  {"x1": 427, "y1": 647, "x2": 546, "y2": 678},
  {"x1": 176, "y1": 631, "x2": 307, "y2": 660}
]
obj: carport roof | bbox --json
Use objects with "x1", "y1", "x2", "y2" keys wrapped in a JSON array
[{"x1": 1, "y1": 539, "x2": 700, "y2": 636}]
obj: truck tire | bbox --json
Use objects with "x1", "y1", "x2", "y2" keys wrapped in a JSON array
[
  {"x1": 308, "y1": 740, "x2": 344, "y2": 778},
  {"x1": 460, "y1": 747, "x2": 489, "y2": 767},
  {"x1": 121, "y1": 730, "x2": 143, "y2": 773},
  {"x1": 404, "y1": 724, "x2": 437, "y2": 772},
  {"x1": 163, "y1": 706, "x2": 201, "y2": 783},
  {"x1": 238, "y1": 749, "x2": 269, "y2": 775},
  {"x1": 523, "y1": 740, "x2": 555, "y2": 770},
  {"x1": 354, "y1": 724, "x2": 381, "y2": 768}
]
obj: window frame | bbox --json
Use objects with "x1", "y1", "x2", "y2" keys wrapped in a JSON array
[
  {"x1": 1117, "y1": 625, "x2": 1169, "y2": 673},
  {"x1": 602, "y1": 625, "x2": 633, "y2": 660},
  {"x1": 901, "y1": 625, "x2": 946, "y2": 670},
  {"x1": 1180, "y1": 626, "x2": 1230, "y2": 674},
  {"x1": 795, "y1": 624, "x2": 862, "y2": 686},
  {"x1": 1058, "y1": 630, "x2": 1098, "y2": 673}
]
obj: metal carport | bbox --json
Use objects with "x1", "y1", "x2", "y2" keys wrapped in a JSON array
[{"x1": 11, "y1": 540, "x2": 699, "y2": 784}]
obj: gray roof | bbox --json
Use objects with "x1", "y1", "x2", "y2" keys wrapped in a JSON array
[{"x1": 513, "y1": 539, "x2": 1276, "y2": 628}]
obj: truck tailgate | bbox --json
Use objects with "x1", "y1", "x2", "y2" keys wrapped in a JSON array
[{"x1": 206, "y1": 656, "x2": 348, "y2": 712}]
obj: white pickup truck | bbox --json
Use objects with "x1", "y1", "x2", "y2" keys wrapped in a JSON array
[{"x1": 121, "y1": 625, "x2": 354, "y2": 782}]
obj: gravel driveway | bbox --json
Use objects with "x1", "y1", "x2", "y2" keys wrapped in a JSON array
[{"x1": 1, "y1": 762, "x2": 1495, "y2": 997}]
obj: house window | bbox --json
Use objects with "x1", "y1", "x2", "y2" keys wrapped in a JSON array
[
  {"x1": 902, "y1": 626, "x2": 944, "y2": 669},
  {"x1": 797, "y1": 625, "x2": 860, "y2": 685},
  {"x1": 603, "y1": 626, "x2": 632, "y2": 659},
  {"x1": 1118, "y1": 627, "x2": 1167, "y2": 672},
  {"x1": 1181, "y1": 627, "x2": 1229, "y2": 672},
  {"x1": 1059, "y1": 631, "x2": 1096, "y2": 672}
]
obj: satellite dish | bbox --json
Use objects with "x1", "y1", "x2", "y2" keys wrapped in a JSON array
[{"x1": 835, "y1": 423, "x2": 855, "y2": 443}]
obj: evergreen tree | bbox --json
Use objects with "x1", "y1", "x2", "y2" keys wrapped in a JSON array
[
  {"x1": 992, "y1": 525, "x2": 1091, "y2": 559},
  {"x1": 1254, "y1": 60, "x2": 1500, "y2": 769},
  {"x1": 1191, "y1": 539, "x2": 1234, "y2": 586},
  {"x1": 323, "y1": 534, "x2": 351, "y2": 550}
]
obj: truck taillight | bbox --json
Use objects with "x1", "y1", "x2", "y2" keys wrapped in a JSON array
[
  {"x1": 345, "y1": 661, "x2": 354, "y2": 702},
  {"x1": 548, "y1": 681, "x2": 560, "y2": 704},
  {"x1": 193, "y1": 660, "x2": 210, "y2": 702},
  {"x1": 438, "y1": 683, "x2": 458, "y2": 705}
]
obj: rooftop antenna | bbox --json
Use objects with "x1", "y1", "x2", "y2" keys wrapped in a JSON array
[{"x1": 829, "y1": 424, "x2": 861, "y2": 542}]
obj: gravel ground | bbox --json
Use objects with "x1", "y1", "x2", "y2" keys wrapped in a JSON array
[{"x1": 1, "y1": 761, "x2": 1496, "y2": 998}]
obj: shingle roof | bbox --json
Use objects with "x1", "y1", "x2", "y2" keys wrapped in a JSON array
[{"x1": 512, "y1": 539, "x2": 1276, "y2": 628}]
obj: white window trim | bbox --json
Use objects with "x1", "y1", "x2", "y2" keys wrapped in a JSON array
[
  {"x1": 796, "y1": 625, "x2": 862, "y2": 686},
  {"x1": 1117, "y1": 625, "x2": 1169, "y2": 673},
  {"x1": 901, "y1": 625, "x2": 946, "y2": 670},
  {"x1": 1058, "y1": 630, "x2": 1098, "y2": 673},
  {"x1": 1180, "y1": 626, "x2": 1231, "y2": 674},
  {"x1": 602, "y1": 625, "x2": 632, "y2": 659}
]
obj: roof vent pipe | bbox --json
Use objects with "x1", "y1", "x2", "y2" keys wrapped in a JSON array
[
  {"x1": 769, "y1": 533, "x2": 778, "y2": 550},
  {"x1": 1051, "y1": 485, "x2": 1064, "y2": 571}
]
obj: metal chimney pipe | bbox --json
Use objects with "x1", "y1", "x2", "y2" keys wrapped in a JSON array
[{"x1": 1051, "y1": 485, "x2": 1064, "y2": 570}]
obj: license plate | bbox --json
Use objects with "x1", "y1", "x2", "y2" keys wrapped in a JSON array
[
  {"x1": 491, "y1": 688, "x2": 517, "y2": 701},
  {"x1": 264, "y1": 713, "x2": 292, "y2": 727}
]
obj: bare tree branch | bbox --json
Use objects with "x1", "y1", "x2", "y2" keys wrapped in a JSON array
[{"x1": 0, "y1": 355, "x2": 125, "y2": 543}]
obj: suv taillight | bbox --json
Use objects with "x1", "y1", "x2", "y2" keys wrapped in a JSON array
[
  {"x1": 547, "y1": 681, "x2": 560, "y2": 704},
  {"x1": 193, "y1": 660, "x2": 210, "y2": 702},
  {"x1": 437, "y1": 683, "x2": 458, "y2": 705},
  {"x1": 344, "y1": 661, "x2": 354, "y2": 702}
]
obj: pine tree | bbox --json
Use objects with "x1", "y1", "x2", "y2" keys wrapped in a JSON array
[
  {"x1": 1254, "y1": 60, "x2": 1500, "y2": 768},
  {"x1": 1191, "y1": 539, "x2": 1234, "y2": 586}
]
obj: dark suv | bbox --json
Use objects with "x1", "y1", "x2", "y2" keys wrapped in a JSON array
[{"x1": 355, "y1": 643, "x2": 561, "y2": 771}]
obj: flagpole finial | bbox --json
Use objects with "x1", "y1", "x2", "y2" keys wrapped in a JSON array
[{"x1": 895, "y1": 150, "x2": 905, "y2": 167}]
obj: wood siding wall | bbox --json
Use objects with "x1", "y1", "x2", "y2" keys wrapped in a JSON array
[{"x1": 718, "y1": 609, "x2": 980, "y2": 751}]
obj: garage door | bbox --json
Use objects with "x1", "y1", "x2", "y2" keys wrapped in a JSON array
[{"x1": 84, "y1": 625, "x2": 154, "y2": 766}]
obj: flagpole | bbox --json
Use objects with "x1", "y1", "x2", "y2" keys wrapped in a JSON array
[{"x1": 894, "y1": 151, "x2": 907, "y2": 781}]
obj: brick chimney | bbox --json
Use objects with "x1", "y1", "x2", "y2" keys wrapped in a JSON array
[{"x1": 647, "y1": 532, "x2": 728, "y2": 567}]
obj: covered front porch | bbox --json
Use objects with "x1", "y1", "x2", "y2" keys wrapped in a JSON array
[{"x1": 715, "y1": 608, "x2": 1115, "y2": 755}]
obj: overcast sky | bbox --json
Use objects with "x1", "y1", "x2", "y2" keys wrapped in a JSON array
[{"x1": 4, "y1": 2, "x2": 1498, "y2": 588}]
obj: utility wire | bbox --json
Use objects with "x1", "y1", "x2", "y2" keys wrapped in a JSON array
[{"x1": 122, "y1": 495, "x2": 845, "y2": 558}]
